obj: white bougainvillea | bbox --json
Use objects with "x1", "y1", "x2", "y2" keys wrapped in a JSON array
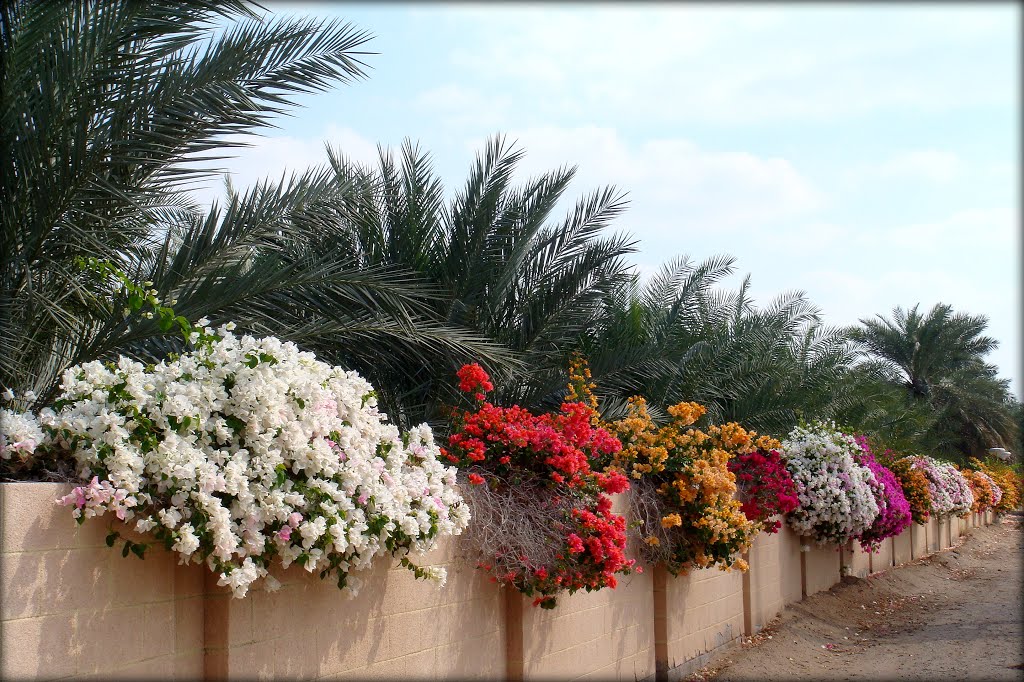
[
  {"x1": 910, "y1": 456, "x2": 972, "y2": 517},
  {"x1": 781, "y1": 421, "x2": 879, "y2": 546},
  {"x1": 0, "y1": 407, "x2": 45, "y2": 461},
  {"x1": 43, "y1": 322, "x2": 469, "y2": 597}
]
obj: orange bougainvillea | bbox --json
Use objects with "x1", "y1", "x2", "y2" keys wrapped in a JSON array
[
  {"x1": 970, "y1": 457, "x2": 1021, "y2": 513},
  {"x1": 604, "y1": 395, "x2": 779, "y2": 576},
  {"x1": 884, "y1": 456, "x2": 933, "y2": 525},
  {"x1": 962, "y1": 468, "x2": 996, "y2": 513}
]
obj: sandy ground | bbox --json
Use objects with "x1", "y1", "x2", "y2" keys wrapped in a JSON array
[{"x1": 689, "y1": 514, "x2": 1024, "y2": 682}]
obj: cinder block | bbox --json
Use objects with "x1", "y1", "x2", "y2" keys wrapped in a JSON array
[
  {"x1": 107, "y1": 653, "x2": 176, "y2": 680},
  {"x1": 1, "y1": 483, "x2": 108, "y2": 554},
  {"x1": 108, "y1": 546, "x2": 176, "y2": 607},
  {"x1": 805, "y1": 543, "x2": 840, "y2": 595},
  {"x1": 174, "y1": 595, "x2": 204, "y2": 654},
  {"x1": 0, "y1": 546, "x2": 113, "y2": 620},
  {"x1": 1, "y1": 612, "x2": 80, "y2": 679},
  {"x1": 141, "y1": 600, "x2": 177, "y2": 660}
]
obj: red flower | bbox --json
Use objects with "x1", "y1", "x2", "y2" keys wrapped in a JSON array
[
  {"x1": 468, "y1": 473, "x2": 485, "y2": 485},
  {"x1": 456, "y1": 363, "x2": 494, "y2": 396}
]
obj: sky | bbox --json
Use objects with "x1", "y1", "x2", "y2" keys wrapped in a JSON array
[{"x1": 192, "y1": 2, "x2": 1021, "y2": 397}]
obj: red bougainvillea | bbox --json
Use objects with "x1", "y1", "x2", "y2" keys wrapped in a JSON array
[
  {"x1": 728, "y1": 448, "x2": 799, "y2": 534},
  {"x1": 443, "y1": 363, "x2": 635, "y2": 608}
]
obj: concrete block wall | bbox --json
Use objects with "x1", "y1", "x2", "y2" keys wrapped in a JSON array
[
  {"x1": 519, "y1": 569, "x2": 655, "y2": 681},
  {"x1": 2, "y1": 483, "x2": 993, "y2": 682},
  {"x1": 662, "y1": 565, "x2": 743, "y2": 673},
  {"x1": 893, "y1": 526, "x2": 913, "y2": 565},
  {"x1": 841, "y1": 541, "x2": 872, "y2": 579},
  {"x1": 206, "y1": 537, "x2": 506, "y2": 681},
  {"x1": 0, "y1": 483, "x2": 206, "y2": 681},
  {"x1": 870, "y1": 536, "x2": 895, "y2": 572},
  {"x1": 745, "y1": 522, "x2": 801, "y2": 633},
  {"x1": 803, "y1": 542, "x2": 840, "y2": 596},
  {"x1": 911, "y1": 519, "x2": 929, "y2": 557},
  {"x1": 926, "y1": 517, "x2": 940, "y2": 553}
]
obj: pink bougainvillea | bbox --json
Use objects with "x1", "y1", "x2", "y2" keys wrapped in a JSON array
[
  {"x1": 854, "y1": 436, "x2": 912, "y2": 551},
  {"x1": 727, "y1": 448, "x2": 799, "y2": 534}
]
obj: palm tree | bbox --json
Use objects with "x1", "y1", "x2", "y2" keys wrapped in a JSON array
[
  {"x1": 1, "y1": 1, "x2": 508, "y2": 422},
  {"x1": 848, "y1": 303, "x2": 1018, "y2": 459},
  {"x1": 321, "y1": 136, "x2": 637, "y2": 420},
  {"x1": 579, "y1": 257, "x2": 855, "y2": 436}
]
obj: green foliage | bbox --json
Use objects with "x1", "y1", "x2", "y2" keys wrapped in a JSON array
[
  {"x1": 322, "y1": 136, "x2": 637, "y2": 422},
  {"x1": 2, "y1": 0, "x2": 1014, "y2": 471},
  {"x1": 576, "y1": 257, "x2": 855, "y2": 437},
  {"x1": 846, "y1": 303, "x2": 1019, "y2": 462}
]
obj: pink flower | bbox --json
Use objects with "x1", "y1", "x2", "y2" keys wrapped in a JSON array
[
  {"x1": 287, "y1": 512, "x2": 302, "y2": 527},
  {"x1": 277, "y1": 526, "x2": 292, "y2": 542}
]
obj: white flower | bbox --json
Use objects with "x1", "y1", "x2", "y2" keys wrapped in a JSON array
[
  {"x1": 782, "y1": 421, "x2": 880, "y2": 546},
  {"x1": 41, "y1": 325, "x2": 469, "y2": 598}
]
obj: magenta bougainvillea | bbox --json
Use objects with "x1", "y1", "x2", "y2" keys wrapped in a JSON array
[
  {"x1": 854, "y1": 436, "x2": 912, "y2": 552},
  {"x1": 727, "y1": 448, "x2": 799, "y2": 534}
]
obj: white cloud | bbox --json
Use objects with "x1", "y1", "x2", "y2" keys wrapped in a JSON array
[
  {"x1": 884, "y1": 207, "x2": 1015, "y2": 251},
  {"x1": 468, "y1": 126, "x2": 822, "y2": 239},
  {"x1": 413, "y1": 84, "x2": 512, "y2": 129},
  {"x1": 441, "y1": 4, "x2": 1017, "y2": 125},
  {"x1": 187, "y1": 125, "x2": 379, "y2": 208},
  {"x1": 877, "y1": 150, "x2": 962, "y2": 184}
]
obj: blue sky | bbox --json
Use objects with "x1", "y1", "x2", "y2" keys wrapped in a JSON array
[{"x1": 194, "y1": 3, "x2": 1021, "y2": 396}]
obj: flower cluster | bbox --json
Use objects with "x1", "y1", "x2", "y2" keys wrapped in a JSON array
[
  {"x1": 884, "y1": 456, "x2": 933, "y2": 525},
  {"x1": 444, "y1": 363, "x2": 634, "y2": 608},
  {"x1": 727, "y1": 448, "x2": 799, "y2": 534},
  {"x1": 852, "y1": 437, "x2": 912, "y2": 552},
  {"x1": 962, "y1": 468, "x2": 998, "y2": 513},
  {"x1": 0, "y1": 407, "x2": 44, "y2": 462},
  {"x1": 606, "y1": 398, "x2": 772, "y2": 576},
  {"x1": 781, "y1": 421, "x2": 879, "y2": 546},
  {"x1": 984, "y1": 471, "x2": 1003, "y2": 509},
  {"x1": 45, "y1": 322, "x2": 468, "y2": 597},
  {"x1": 910, "y1": 456, "x2": 973, "y2": 517},
  {"x1": 970, "y1": 458, "x2": 1019, "y2": 513}
]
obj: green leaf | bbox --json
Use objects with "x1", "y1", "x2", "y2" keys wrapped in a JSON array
[
  {"x1": 122, "y1": 542, "x2": 131, "y2": 558},
  {"x1": 157, "y1": 312, "x2": 174, "y2": 333}
]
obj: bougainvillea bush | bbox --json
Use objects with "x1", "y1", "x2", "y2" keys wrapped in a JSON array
[
  {"x1": 972, "y1": 458, "x2": 1021, "y2": 513},
  {"x1": 0, "y1": 408, "x2": 45, "y2": 466},
  {"x1": 982, "y1": 470, "x2": 1003, "y2": 509},
  {"x1": 781, "y1": 421, "x2": 879, "y2": 547},
  {"x1": 885, "y1": 456, "x2": 933, "y2": 525},
  {"x1": 852, "y1": 436, "x2": 912, "y2": 551},
  {"x1": 911, "y1": 456, "x2": 973, "y2": 517},
  {"x1": 443, "y1": 362, "x2": 634, "y2": 609},
  {"x1": 962, "y1": 468, "x2": 997, "y2": 513},
  {"x1": 727, "y1": 447, "x2": 799, "y2": 534},
  {"x1": 26, "y1": 322, "x2": 470, "y2": 598},
  {"x1": 606, "y1": 397, "x2": 773, "y2": 576}
]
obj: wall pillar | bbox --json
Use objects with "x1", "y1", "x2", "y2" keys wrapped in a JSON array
[
  {"x1": 653, "y1": 564, "x2": 669, "y2": 682},
  {"x1": 504, "y1": 587, "x2": 524, "y2": 682}
]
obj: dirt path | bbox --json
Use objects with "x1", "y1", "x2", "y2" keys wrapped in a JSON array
[{"x1": 692, "y1": 515, "x2": 1024, "y2": 682}]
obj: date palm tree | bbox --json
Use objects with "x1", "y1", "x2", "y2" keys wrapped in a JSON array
[
  {"x1": 321, "y1": 136, "x2": 637, "y2": 420},
  {"x1": 579, "y1": 256, "x2": 855, "y2": 435},
  {"x1": 848, "y1": 303, "x2": 1018, "y2": 459},
  {"x1": 1, "y1": 1, "x2": 510, "y2": 420}
]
